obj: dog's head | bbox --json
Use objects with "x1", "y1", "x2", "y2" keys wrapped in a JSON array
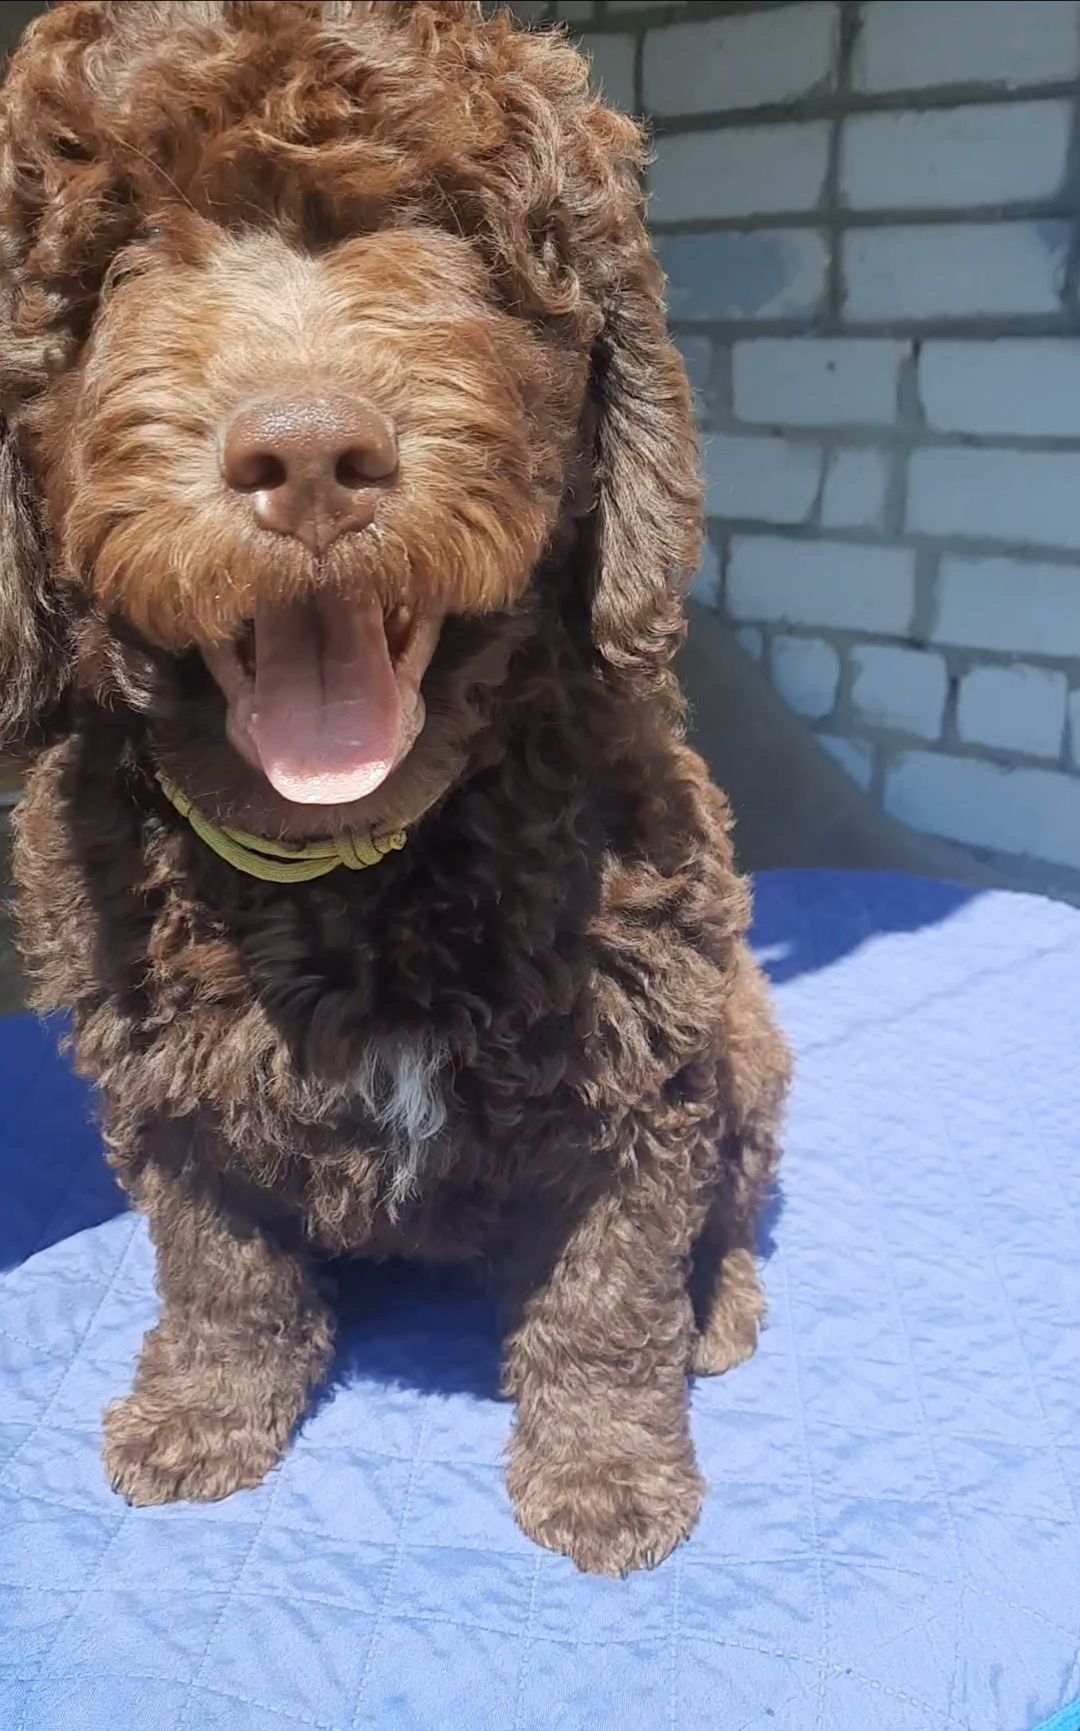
[{"x1": 0, "y1": 0, "x2": 700, "y2": 832}]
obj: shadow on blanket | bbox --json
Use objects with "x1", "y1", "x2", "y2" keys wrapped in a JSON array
[
  {"x1": 317, "y1": 1178, "x2": 783, "y2": 1410},
  {"x1": 0, "y1": 1014, "x2": 122, "y2": 1274},
  {"x1": 0, "y1": 1009, "x2": 786, "y2": 1407},
  {"x1": 752, "y1": 871, "x2": 979, "y2": 986}
]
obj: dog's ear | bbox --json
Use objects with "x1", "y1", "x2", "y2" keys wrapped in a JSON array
[
  {"x1": 0, "y1": 417, "x2": 67, "y2": 746},
  {"x1": 585, "y1": 248, "x2": 702, "y2": 693}
]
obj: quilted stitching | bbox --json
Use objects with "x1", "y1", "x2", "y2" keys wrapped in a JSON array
[
  {"x1": 1033, "y1": 1706, "x2": 1080, "y2": 1731},
  {"x1": 1, "y1": 871, "x2": 1079, "y2": 1731}
]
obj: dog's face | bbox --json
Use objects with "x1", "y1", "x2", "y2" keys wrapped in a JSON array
[
  {"x1": 49, "y1": 217, "x2": 580, "y2": 811},
  {"x1": 0, "y1": 0, "x2": 700, "y2": 831}
]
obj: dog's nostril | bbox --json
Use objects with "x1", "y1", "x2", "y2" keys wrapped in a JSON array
[
  {"x1": 228, "y1": 450, "x2": 287, "y2": 494},
  {"x1": 335, "y1": 447, "x2": 383, "y2": 490}
]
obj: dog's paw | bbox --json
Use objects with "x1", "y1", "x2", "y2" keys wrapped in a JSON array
[
  {"x1": 510, "y1": 1451, "x2": 704, "y2": 1577},
  {"x1": 691, "y1": 1249, "x2": 767, "y2": 1376},
  {"x1": 690, "y1": 1301, "x2": 763, "y2": 1375},
  {"x1": 102, "y1": 1390, "x2": 282, "y2": 1507},
  {"x1": 690, "y1": 1326, "x2": 759, "y2": 1376}
]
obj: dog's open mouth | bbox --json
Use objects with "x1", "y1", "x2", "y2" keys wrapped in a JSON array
[{"x1": 201, "y1": 594, "x2": 443, "y2": 806}]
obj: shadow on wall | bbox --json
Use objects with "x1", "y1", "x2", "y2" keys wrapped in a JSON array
[{"x1": 679, "y1": 601, "x2": 1001, "y2": 890}]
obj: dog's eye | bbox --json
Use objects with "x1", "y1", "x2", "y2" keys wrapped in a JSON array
[{"x1": 136, "y1": 226, "x2": 164, "y2": 244}]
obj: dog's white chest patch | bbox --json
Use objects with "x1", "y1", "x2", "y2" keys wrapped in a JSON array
[{"x1": 355, "y1": 1034, "x2": 449, "y2": 1207}]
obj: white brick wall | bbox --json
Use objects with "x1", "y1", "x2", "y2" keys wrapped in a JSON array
[
  {"x1": 643, "y1": 4, "x2": 838, "y2": 117},
  {"x1": 770, "y1": 634, "x2": 841, "y2": 719},
  {"x1": 705, "y1": 434, "x2": 821, "y2": 523},
  {"x1": 821, "y1": 449, "x2": 889, "y2": 530},
  {"x1": 549, "y1": 0, "x2": 1080, "y2": 888},
  {"x1": 659, "y1": 229, "x2": 829, "y2": 323},
  {"x1": 819, "y1": 734, "x2": 875, "y2": 790},
  {"x1": 885, "y1": 754, "x2": 1080, "y2": 872},
  {"x1": 907, "y1": 450, "x2": 1080, "y2": 549},
  {"x1": 842, "y1": 223, "x2": 1068, "y2": 321},
  {"x1": 732, "y1": 339, "x2": 907, "y2": 426},
  {"x1": 840, "y1": 103, "x2": 1072, "y2": 211},
  {"x1": 957, "y1": 664, "x2": 1068, "y2": 759},
  {"x1": 852, "y1": 1, "x2": 1080, "y2": 94},
  {"x1": 934, "y1": 558, "x2": 1080, "y2": 659},
  {"x1": 727, "y1": 538, "x2": 916, "y2": 632},
  {"x1": 650, "y1": 122, "x2": 830, "y2": 224},
  {"x1": 850, "y1": 645, "x2": 949, "y2": 740},
  {"x1": 919, "y1": 341, "x2": 1080, "y2": 438}
]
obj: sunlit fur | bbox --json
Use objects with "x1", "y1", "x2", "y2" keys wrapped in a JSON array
[
  {"x1": 57, "y1": 226, "x2": 574, "y2": 647},
  {"x1": 1, "y1": 2, "x2": 790, "y2": 1577}
]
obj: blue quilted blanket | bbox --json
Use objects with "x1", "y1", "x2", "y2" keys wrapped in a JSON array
[{"x1": 2, "y1": 870, "x2": 1079, "y2": 1731}]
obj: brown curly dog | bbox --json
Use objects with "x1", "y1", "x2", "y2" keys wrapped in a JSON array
[{"x1": 0, "y1": 0, "x2": 789, "y2": 1576}]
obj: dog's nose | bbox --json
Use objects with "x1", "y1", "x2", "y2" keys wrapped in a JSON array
[{"x1": 222, "y1": 395, "x2": 398, "y2": 553}]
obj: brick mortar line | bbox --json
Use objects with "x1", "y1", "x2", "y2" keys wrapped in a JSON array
[
  {"x1": 713, "y1": 430, "x2": 1080, "y2": 458},
  {"x1": 651, "y1": 207, "x2": 1078, "y2": 235},
  {"x1": 821, "y1": 2, "x2": 856, "y2": 320},
  {"x1": 593, "y1": 2, "x2": 812, "y2": 21},
  {"x1": 910, "y1": 546, "x2": 939, "y2": 646},
  {"x1": 940, "y1": 663, "x2": 963, "y2": 754},
  {"x1": 670, "y1": 316, "x2": 1080, "y2": 339},
  {"x1": 940, "y1": 655, "x2": 1074, "y2": 774},
  {"x1": 891, "y1": 347, "x2": 920, "y2": 523},
  {"x1": 709, "y1": 341, "x2": 733, "y2": 421},
  {"x1": 748, "y1": 628, "x2": 1080, "y2": 677},
  {"x1": 730, "y1": 627, "x2": 1074, "y2": 768},
  {"x1": 642, "y1": 84, "x2": 1080, "y2": 128},
  {"x1": 841, "y1": 727, "x2": 1072, "y2": 779},
  {"x1": 709, "y1": 516, "x2": 1080, "y2": 570},
  {"x1": 748, "y1": 654, "x2": 1074, "y2": 772},
  {"x1": 716, "y1": 621, "x2": 1080, "y2": 674},
  {"x1": 971, "y1": 846, "x2": 1080, "y2": 900},
  {"x1": 1058, "y1": 87, "x2": 1080, "y2": 303}
]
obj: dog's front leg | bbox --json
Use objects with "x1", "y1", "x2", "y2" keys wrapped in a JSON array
[
  {"x1": 102, "y1": 1145, "x2": 334, "y2": 1507},
  {"x1": 503, "y1": 1179, "x2": 703, "y2": 1576}
]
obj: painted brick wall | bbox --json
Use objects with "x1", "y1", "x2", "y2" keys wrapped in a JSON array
[{"x1": 513, "y1": 0, "x2": 1080, "y2": 890}]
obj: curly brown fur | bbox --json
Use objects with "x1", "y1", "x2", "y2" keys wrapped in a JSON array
[{"x1": 1, "y1": 0, "x2": 789, "y2": 1576}]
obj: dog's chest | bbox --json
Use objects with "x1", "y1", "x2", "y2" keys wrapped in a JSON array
[{"x1": 351, "y1": 1032, "x2": 451, "y2": 1207}]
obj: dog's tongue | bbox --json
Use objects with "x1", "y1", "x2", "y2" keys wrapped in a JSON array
[{"x1": 249, "y1": 595, "x2": 401, "y2": 805}]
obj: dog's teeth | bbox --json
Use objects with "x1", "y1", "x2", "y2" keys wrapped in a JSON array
[{"x1": 385, "y1": 605, "x2": 414, "y2": 659}]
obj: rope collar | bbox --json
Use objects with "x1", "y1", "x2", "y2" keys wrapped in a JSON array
[{"x1": 155, "y1": 772, "x2": 406, "y2": 885}]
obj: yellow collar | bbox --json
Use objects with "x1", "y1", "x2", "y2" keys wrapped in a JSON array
[{"x1": 155, "y1": 772, "x2": 406, "y2": 885}]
